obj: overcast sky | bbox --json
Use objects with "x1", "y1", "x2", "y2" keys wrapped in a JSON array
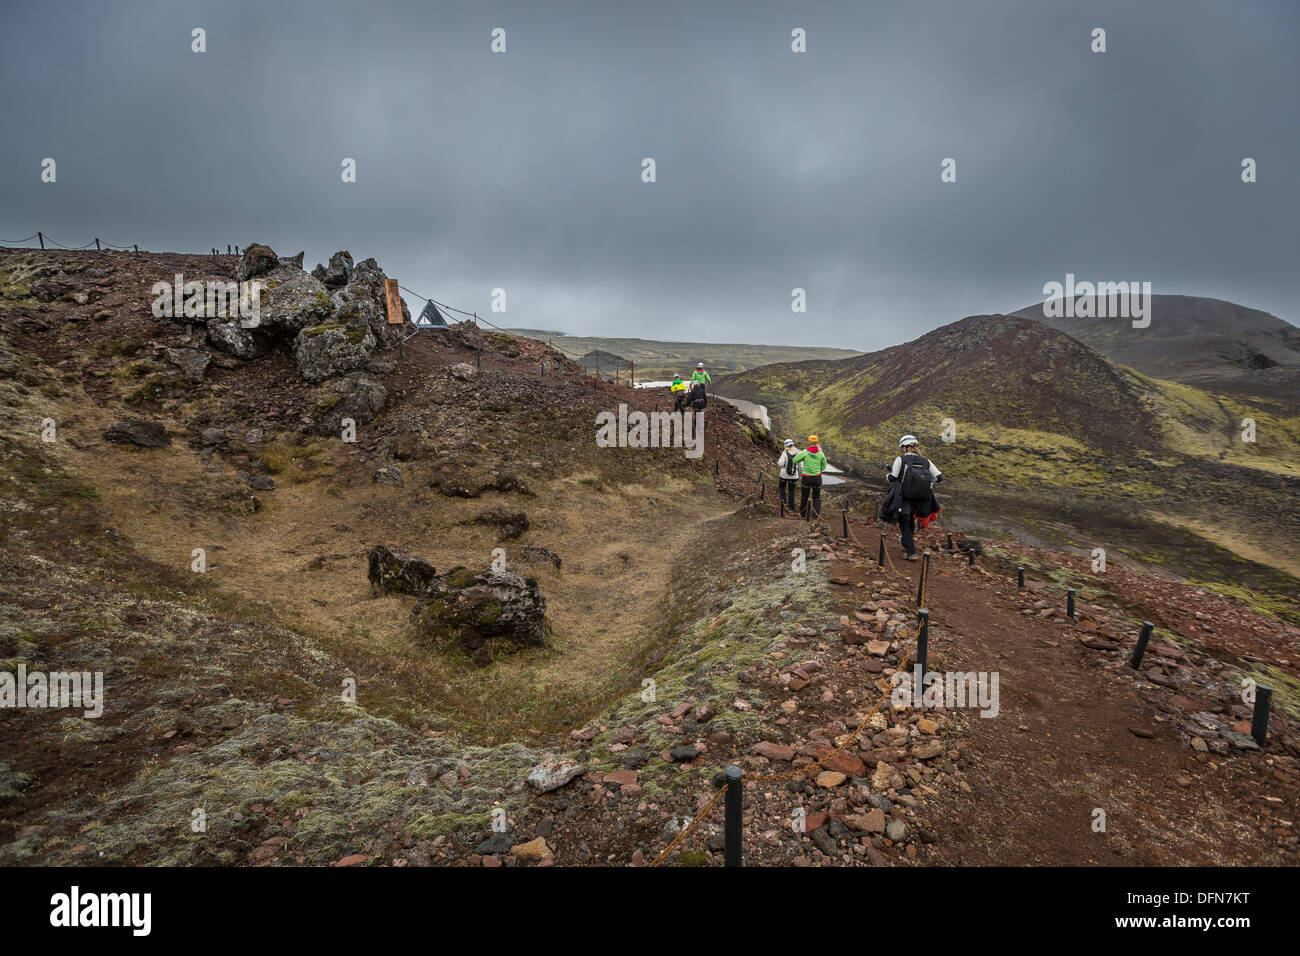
[{"x1": 2, "y1": 0, "x2": 1296, "y2": 350}]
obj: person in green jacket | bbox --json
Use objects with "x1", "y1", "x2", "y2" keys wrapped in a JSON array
[
  {"x1": 793, "y1": 435, "x2": 827, "y2": 519},
  {"x1": 689, "y1": 363, "x2": 711, "y2": 408}
]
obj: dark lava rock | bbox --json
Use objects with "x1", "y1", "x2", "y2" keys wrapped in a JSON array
[
  {"x1": 411, "y1": 566, "x2": 547, "y2": 666},
  {"x1": 367, "y1": 545, "x2": 438, "y2": 597},
  {"x1": 103, "y1": 418, "x2": 170, "y2": 448}
]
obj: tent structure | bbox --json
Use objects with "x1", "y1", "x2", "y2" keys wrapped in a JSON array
[{"x1": 415, "y1": 299, "x2": 449, "y2": 328}]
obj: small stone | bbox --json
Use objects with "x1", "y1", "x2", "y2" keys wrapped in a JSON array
[
  {"x1": 816, "y1": 771, "x2": 847, "y2": 788},
  {"x1": 511, "y1": 837, "x2": 553, "y2": 861},
  {"x1": 752, "y1": 741, "x2": 796, "y2": 762}
]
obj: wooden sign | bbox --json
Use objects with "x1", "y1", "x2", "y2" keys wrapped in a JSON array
[{"x1": 383, "y1": 278, "x2": 404, "y2": 324}]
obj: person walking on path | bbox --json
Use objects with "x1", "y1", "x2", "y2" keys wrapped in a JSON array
[
  {"x1": 670, "y1": 374, "x2": 687, "y2": 413},
  {"x1": 690, "y1": 363, "x2": 711, "y2": 407},
  {"x1": 880, "y1": 434, "x2": 943, "y2": 560},
  {"x1": 793, "y1": 435, "x2": 827, "y2": 519},
  {"x1": 777, "y1": 438, "x2": 802, "y2": 513}
]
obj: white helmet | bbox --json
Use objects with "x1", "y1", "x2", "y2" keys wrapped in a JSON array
[
  {"x1": 783, "y1": 438, "x2": 794, "y2": 446},
  {"x1": 899, "y1": 434, "x2": 918, "y2": 447},
  {"x1": 697, "y1": 363, "x2": 705, "y2": 369}
]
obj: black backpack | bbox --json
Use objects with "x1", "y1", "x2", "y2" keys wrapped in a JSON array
[
  {"x1": 899, "y1": 453, "x2": 933, "y2": 502},
  {"x1": 783, "y1": 451, "x2": 797, "y2": 476},
  {"x1": 690, "y1": 384, "x2": 706, "y2": 410}
]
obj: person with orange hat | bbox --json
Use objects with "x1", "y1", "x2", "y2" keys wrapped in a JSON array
[{"x1": 792, "y1": 435, "x2": 827, "y2": 519}]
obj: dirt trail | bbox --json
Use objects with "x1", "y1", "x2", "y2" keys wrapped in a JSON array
[{"x1": 910, "y1": 554, "x2": 1289, "y2": 865}]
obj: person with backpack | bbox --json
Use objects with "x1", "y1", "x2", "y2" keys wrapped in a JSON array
[
  {"x1": 776, "y1": 438, "x2": 802, "y2": 512},
  {"x1": 792, "y1": 435, "x2": 827, "y2": 519},
  {"x1": 881, "y1": 434, "x2": 943, "y2": 560},
  {"x1": 670, "y1": 374, "x2": 687, "y2": 413}
]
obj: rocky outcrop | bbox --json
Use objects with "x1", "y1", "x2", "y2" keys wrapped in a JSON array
[
  {"x1": 209, "y1": 243, "x2": 405, "y2": 378},
  {"x1": 366, "y1": 546, "x2": 549, "y2": 665},
  {"x1": 411, "y1": 566, "x2": 547, "y2": 665},
  {"x1": 103, "y1": 418, "x2": 171, "y2": 448}
]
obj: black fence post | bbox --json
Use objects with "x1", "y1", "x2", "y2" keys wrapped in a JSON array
[
  {"x1": 1251, "y1": 685, "x2": 1272, "y2": 747},
  {"x1": 724, "y1": 765, "x2": 743, "y2": 867},
  {"x1": 842, "y1": 508, "x2": 849, "y2": 539},
  {"x1": 967, "y1": 548, "x2": 975, "y2": 567},
  {"x1": 1066, "y1": 588, "x2": 1076, "y2": 619},
  {"x1": 878, "y1": 534, "x2": 886, "y2": 567},
  {"x1": 759, "y1": 479, "x2": 765, "y2": 502},
  {"x1": 916, "y1": 551, "x2": 930, "y2": 605},
  {"x1": 94, "y1": 238, "x2": 101, "y2": 252},
  {"x1": 946, "y1": 533, "x2": 954, "y2": 553},
  {"x1": 916, "y1": 609, "x2": 929, "y2": 680},
  {"x1": 38, "y1": 232, "x2": 44, "y2": 250},
  {"x1": 1017, "y1": 566, "x2": 1025, "y2": 589},
  {"x1": 779, "y1": 495, "x2": 785, "y2": 518},
  {"x1": 1131, "y1": 621, "x2": 1153, "y2": 669},
  {"x1": 133, "y1": 244, "x2": 138, "y2": 256}
]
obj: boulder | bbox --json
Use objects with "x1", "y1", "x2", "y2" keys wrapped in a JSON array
[
  {"x1": 235, "y1": 243, "x2": 279, "y2": 281},
  {"x1": 309, "y1": 371, "x2": 388, "y2": 435},
  {"x1": 103, "y1": 418, "x2": 170, "y2": 448},
  {"x1": 259, "y1": 269, "x2": 333, "y2": 335},
  {"x1": 412, "y1": 566, "x2": 547, "y2": 665},
  {"x1": 521, "y1": 545, "x2": 561, "y2": 570},
  {"x1": 372, "y1": 464, "x2": 404, "y2": 486},
  {"x1": 293, "y1": 316, "x2": 376, "y2": 383},
  {"x1": 206, "y1": 319, "x2": 268, "y2": 359},
  {"x1": 164, "y1": 347, "x2": 210, "y2": 384},
  {"x1": 468, "y1": 506, "x2": 530, "y2": 540},
  {"x1": 367, "y1": 545, "x2": 438, "y2": 597},
  {"x1": 526, "y1": 759, "x2": 584, "y2": 793}
]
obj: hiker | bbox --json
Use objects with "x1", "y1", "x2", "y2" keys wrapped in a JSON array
[
  {"x1": 776, "y1": 438, "x2": 802, "y2": 512},
  {"x1": 690, "y1": 363, "x2": 711, "y2": 407},
  {"x1": 670, "y1": 374, "x2": 687, "y2": 413},
  {"x1": 880, "y1": 434, "x2": 943, "y2": 560},
  {"x1": 793, "y1": 435, "x2": 827, "y2": 519},
  {"x1": 688, "y1": 380, "x2": 707, "y2": 412}
]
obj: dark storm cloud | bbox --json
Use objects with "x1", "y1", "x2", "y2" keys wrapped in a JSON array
[{"x1": 2, "y1": 0, "x2": 1296, "y2": 349}]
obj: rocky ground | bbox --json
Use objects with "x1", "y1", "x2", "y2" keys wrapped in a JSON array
[{"x1": 0, "y1": 245, "x2": 1295, "y2": 867}]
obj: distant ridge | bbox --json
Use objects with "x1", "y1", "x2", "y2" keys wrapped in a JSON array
[{"x1": 1012, "y1": 294, "x2": 1300, "y2": 400}]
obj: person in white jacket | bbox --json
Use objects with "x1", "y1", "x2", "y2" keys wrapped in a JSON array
[{"x1": 776, "y1": 438, "x2": 802, "y2": 513}]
